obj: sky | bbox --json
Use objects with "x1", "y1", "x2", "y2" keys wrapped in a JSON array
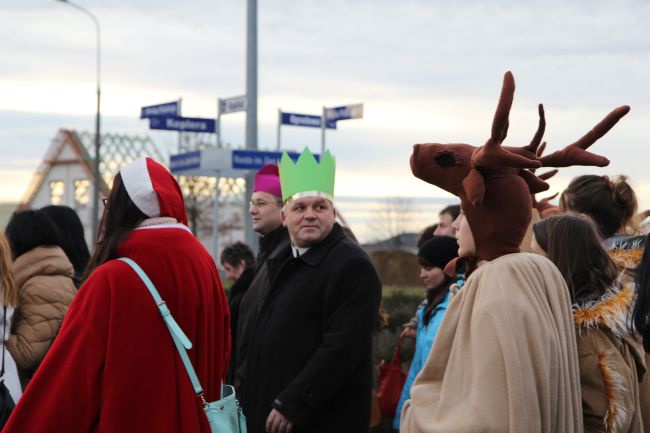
[{"x1": 1, "y1": 0, "x2": 649, "y2": 240}]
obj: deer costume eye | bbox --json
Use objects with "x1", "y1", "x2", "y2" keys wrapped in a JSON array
[{"x1": 435, "y1": 152, "x2": 457, "y2": 167}]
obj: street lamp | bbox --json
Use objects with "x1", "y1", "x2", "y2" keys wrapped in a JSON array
[{"x1": 55, "y1": 0, "x2": 101, "y2": 244}]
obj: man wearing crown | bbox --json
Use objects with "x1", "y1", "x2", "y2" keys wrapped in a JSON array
[{"x1": 241, "y1": 148, "x2": 381, "y2": 433}]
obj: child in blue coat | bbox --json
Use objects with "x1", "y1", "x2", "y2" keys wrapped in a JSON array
[{"x1": 393, "y1": 235, "x2": 458, "y2": 430}]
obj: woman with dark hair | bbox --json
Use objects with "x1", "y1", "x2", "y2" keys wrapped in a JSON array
[
  {"x1": 40, "y1": 205, "x2": 90, "y2": 287},
  {"x1": 393, "y1": 236, "x2": 458, "y2": 430},
  {"x1": 560, "y1": 174, "x2": 650, "y2": 429},
  {"x1": 4, "y1": 209, "x2": 75, "y2": 390},
  {"x1": 560, "y1": 174, "x2": 644, "y2": 272},
  {"x1": 3, "y1": 158, "x2": 230, "y2": 433},
  {"x1": 532, "y1": 215, "x2": 644, "y2": 433}
]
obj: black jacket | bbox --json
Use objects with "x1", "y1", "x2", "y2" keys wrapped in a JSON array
[
  {"x1": 242, "y1": 223, "x2": 382, "y2": 433},
  {"x1": 232, "y1": 226, "x2": 291, "y2": 390}
]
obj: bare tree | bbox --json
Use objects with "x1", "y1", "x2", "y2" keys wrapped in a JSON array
[{"x1": 367, "y1": 197, "x2": 414, "y2": 247}]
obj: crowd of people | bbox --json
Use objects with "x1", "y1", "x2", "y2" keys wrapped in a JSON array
[{"x1": 0, "y1": 71, "x2": 650, "y2": 433}]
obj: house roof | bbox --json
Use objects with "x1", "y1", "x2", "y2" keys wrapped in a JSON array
[{"x1": 20, "y1": 129, "x2": 165, "y2": 208}]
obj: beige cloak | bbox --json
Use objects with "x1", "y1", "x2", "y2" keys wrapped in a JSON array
[{"x1": 400, "y1": 253, "x2": 583, "y2": 433}]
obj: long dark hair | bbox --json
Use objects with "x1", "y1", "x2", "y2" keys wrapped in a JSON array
[
  {"x1": 418, "y1": 256, "x2": 451, "y2": 326},
  {"x1": 5, "y1": 209, "x2": 64, "y2": 259},
  {"x1": 633, "y1": 235, "x2": 650, "y2": 352},
  {"x1": 84, "y1": 173, "x2": 147, "y2": 279},
  {"x1": 40, "y1": 205, "x2": 91, "y2": 277},
  {"x1": 533, "y1": 215, "x2": 618, "y2": 303},
  {"x1": 559, "y1": 175, "x2": 638, "y2": 238}
]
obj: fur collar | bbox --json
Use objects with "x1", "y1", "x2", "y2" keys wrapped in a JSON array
[
  {"x1": 572, "y1": 286, "x2": 633, "y2": 337},
  {"x1": 608, "y1": 247, "x2": 643, "y2": 273}
]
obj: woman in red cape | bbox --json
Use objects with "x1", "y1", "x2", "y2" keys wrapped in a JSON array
[{"x1": 4, "y1": 157, "x2": 230, "y2": 433}]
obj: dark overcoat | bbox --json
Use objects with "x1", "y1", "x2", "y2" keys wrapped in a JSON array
[
  {"x1": 233, "y1": 226, "x2": 291, "y2": 392},
  {"x1": 243, "y1": 223, "x2": 382, "y2": 433}
]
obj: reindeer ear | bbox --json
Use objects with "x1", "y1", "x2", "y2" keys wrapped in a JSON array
[{"x1": 463, "y1": 168, "x2": 486, "y2": 206}]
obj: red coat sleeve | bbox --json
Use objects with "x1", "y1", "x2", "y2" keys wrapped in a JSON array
[{"x1": 3, "y1": 269, "x2": 111, "y2": 433}]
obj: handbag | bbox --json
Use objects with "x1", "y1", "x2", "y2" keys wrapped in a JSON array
[
  {"x1": 377, "y1": 335, "x2": 406, "y2": 418},
  {"x1": 119, "y1": 257, "x2": 246, "y2": 433},
  {"x1": 0, "y1": 306, "x2": 15, "y2": 429}
]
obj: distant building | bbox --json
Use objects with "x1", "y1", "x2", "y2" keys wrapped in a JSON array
[
  {"x1": 0, "y1": 203, "x2": 19, "y2": 231},
  {"x1": 19, "y1": 129, "x2": 165, "y2": 246}
]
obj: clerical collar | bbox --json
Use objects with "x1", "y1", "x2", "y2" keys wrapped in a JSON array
[{"x1": 292, "y1": 244, "x2": 310, "y2": 258}]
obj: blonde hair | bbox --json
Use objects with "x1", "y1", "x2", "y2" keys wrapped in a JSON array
[{"x1": 0, "y1": 233, "x2": 16, "y2": 307}]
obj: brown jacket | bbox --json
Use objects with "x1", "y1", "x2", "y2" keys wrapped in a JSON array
[
  {"x1": 574, "y1": 286, "x2": 646, "y2": 433},
  {"x1": 7, "y1": 246, "x2": 76, "y2": 389},
  {"x1": 606, "y1": 236, "x2": 650, "y2": 431},
  {"x1": 401, "y1": 253, "x2": 583, "y2": 433}
]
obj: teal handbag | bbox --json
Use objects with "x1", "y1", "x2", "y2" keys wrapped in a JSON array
[{"x1": 119, "y1": 257, "x2": 247, "y2": 433}]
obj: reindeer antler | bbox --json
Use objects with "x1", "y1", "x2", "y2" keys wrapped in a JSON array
[
  {"x1": 523, "y1": 104, "x2": 546, "y2": 154},
  {"x1": 540, "y1": 105, "x2": 630, "y2": 167},
  {"x1": 473, "y1": 72, "x2": 541, "y2": 169},
  {"x1": 491, "y1": 71, "x2": 515, "y2": 144}
]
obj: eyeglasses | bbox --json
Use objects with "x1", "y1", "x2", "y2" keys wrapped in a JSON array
[{"x1": 249, "y1": 200, "x2": 279, "y2": 209}]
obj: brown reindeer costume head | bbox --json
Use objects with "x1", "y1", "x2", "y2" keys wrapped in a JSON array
[{"x1": 410, "y1": 71, "x2": 629, "y2": 262}]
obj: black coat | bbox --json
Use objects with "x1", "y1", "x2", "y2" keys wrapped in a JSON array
[
  {"x1": 226, "y1": 266, "x2": 254, "y2": 384},
  {"x1": 242, "y1": 223, "x2": 382, "y2": 433},
  {"x1": 232, "y1": 226, "x2": 291, "y2": 391}
]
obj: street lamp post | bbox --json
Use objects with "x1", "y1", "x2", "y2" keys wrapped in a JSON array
[{"x1": 56, "y1": 0, "x2": 101, "y2": 244}]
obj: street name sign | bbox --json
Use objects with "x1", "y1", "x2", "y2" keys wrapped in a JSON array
[
  {"x1": 149, "y1": 116, "x2": 217, "y2": 133},
  {"x1": 140, "y1": 101, "x2": 180, "y2": 118},
  {"x1": 281, "y1": 112, "x2": 336, "y2": 129}
]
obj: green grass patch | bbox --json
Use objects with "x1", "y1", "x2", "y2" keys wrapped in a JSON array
[{"x1": 382, "y1": 285, "x2": 422, "y2": 297}]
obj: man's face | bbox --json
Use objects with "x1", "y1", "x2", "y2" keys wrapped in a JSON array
[
  {"x1": 281, "y1": 196, "x2": 336, "y2": 248},
  {"x1": 222, "y1": 259, "x2": 246, "y2": 281},
  {"x1": 250, "y1": 191, "x2": 283, "y2": 235},
  {"x1": 434, "y1": 212, "x2": 456, "y2": 237}
]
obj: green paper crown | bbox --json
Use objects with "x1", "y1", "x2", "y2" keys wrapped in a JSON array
[{"x1": 279, "y1": 147, "x2": 336, "y2": 202}]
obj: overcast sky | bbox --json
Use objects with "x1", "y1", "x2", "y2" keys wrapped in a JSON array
[{"x1": 2, "y1": 0, "x2": 649, "y2": 216}]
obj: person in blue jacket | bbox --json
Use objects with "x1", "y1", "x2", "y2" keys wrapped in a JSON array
[{"x1": 393, "y1": 235, "x2": 458, "y2": 430}]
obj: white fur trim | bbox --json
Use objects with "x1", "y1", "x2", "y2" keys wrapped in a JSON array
[
  {"x1": 120, "y1": 158, "x2": 161, "y2": 217},
  {"x1": 135, "y1": 223, "x2": 192, "y2": 234}
]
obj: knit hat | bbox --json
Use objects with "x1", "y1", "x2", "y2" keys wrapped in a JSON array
[
  {"x1": 253, "y1": 164, "x2": 282, "y2": 198},
  {"x1": 410, "y1": 71, "x2": 627, "y2": 262},
  {"x1": 418, "y1": 236, "x2": 459, "y2": 269},
  {"x1": 120, "y1": 157, "x2": 188, "y2": 225}
]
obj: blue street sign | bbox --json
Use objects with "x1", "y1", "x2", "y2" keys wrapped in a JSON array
[
  {"x1": 149, "y1": 116, "x2": 217, "y2": 133},
  {"x1": 281, "y1": 112, "x2": 336, "y2": 129},
  {"x1": 325, "y1": 103, "x2": 364, "y2": 121},
  {"x1": 140, "y1": 101, "x2": 180, "y2": 119},
  {"x1": 232, "y1": 149, "x2": 309, "y2": 170},
  {"x1": 169, "y1": 148, "x2": 320, "y2": 175},
  {"x1": 170, "y1": 150, "x2": 201, "y2": 172}
]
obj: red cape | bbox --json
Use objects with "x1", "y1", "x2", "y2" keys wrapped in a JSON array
[{"x1": 4, "y1": 226, "x2": 230, "y2": 433}]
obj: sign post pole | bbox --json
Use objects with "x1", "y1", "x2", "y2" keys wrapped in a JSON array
[
  {"x1": 177, "y1": 98, "x2": 183, "y2": 152},
  {"x1": 277, "y1": 109, "x2": 282, "y2": 151},
  {"x1": 216, "y1": 99, "x2": 221, "y2": 148},
  {"x1": 212, "y1": 171, "x2": 221, "y2": 261},
  {"x1": 321, "y1": 106, "x2": 327, "y2": 154}
]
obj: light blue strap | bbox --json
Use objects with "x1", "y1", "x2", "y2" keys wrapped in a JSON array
[{"x1": 118, "y1": 257, "x2": 204, "y2": 396}]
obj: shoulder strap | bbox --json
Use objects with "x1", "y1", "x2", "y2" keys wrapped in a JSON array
[{"x1": 117, "y1": 257, "x2": 204, "y2": 396}]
